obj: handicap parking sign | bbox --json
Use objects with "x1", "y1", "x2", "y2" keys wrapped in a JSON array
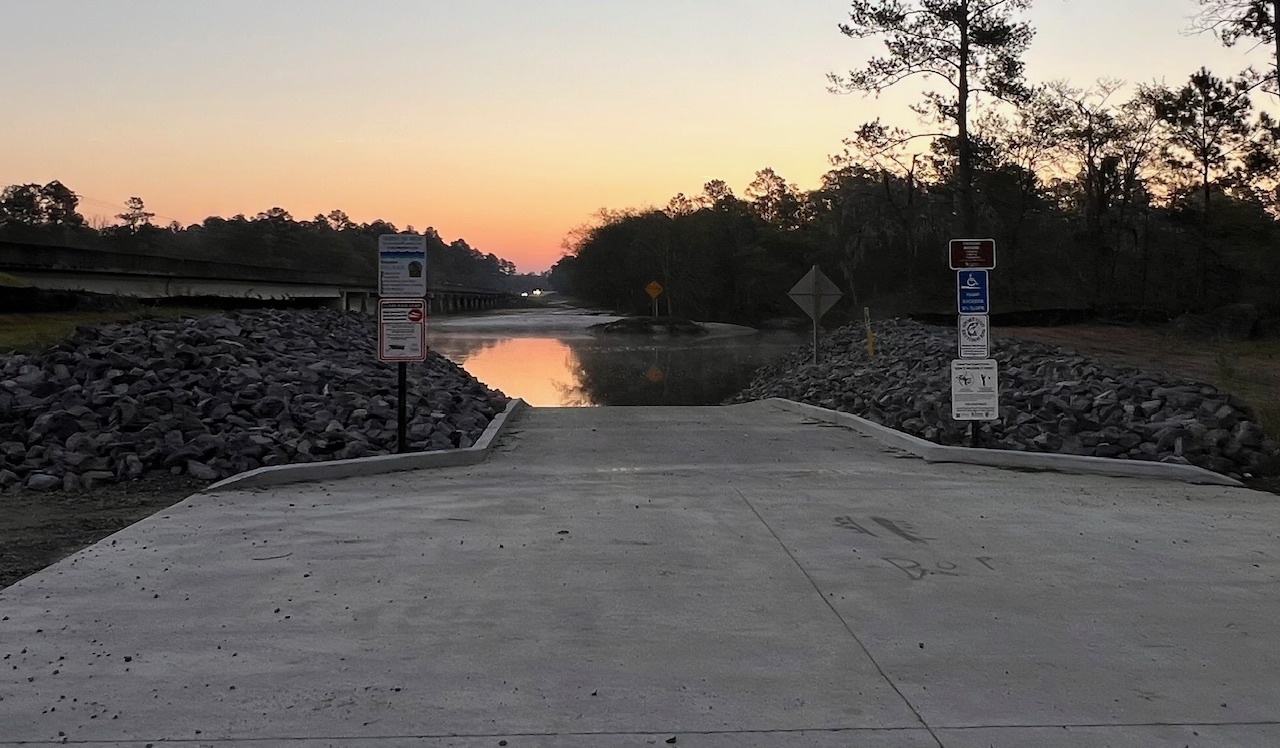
[{"x1": 957, "y1": 270, "x2": 989, "y2": 315}]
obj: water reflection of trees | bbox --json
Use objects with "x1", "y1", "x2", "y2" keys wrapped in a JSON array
[{"x1": 559, "y1": 334, "x2": 800, "y2": 406}]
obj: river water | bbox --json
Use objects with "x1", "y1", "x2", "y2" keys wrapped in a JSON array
[{"x1": 426, "y1": 304, "x2": 807, "y2": 407}]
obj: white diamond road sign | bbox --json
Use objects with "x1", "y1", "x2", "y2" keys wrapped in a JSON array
[
  {"x1": 957, "y1": 314, "x2": 990, "y2": 359},
  {"x1": 788, "y1": 266, "x2": 843, "y2": 320},
  {"x1": 951, "y1": 359, "x2": 999, "y2": 421}
]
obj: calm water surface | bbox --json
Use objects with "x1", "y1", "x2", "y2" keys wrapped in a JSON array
[{"x1": 426, "y1": 305, "x2": 807, "y2": 407}]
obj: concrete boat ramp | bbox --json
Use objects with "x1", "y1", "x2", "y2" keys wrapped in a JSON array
[{"x1": 2, "y1": 401, "x2": 1279, "y2": 747}]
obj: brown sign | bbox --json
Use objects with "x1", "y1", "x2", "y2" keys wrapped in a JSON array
[
  {"x1": 949, "y1": 239, "x2": 996, "y2": 270},
  {"x1": 646, "y1": 281, "x2": 664, "y2": 299}
]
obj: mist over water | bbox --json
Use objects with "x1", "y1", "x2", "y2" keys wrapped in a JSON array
[{"x1": 426, "y1": 306, "x2": 807, "y2": 407}]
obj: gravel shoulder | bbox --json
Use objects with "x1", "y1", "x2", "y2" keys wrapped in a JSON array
[
  {"x1": 1, "y1": 308, "x2": 509, "y2": 589},
  {"x1": 729, "y1": 318, "x2": 1280, "y2": 489},
  {"x1": 0, "y1": 474, "x2": 203, "y2": 588}
]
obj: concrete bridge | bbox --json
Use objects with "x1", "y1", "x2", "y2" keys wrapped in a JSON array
[{"x1": 0, "y1": 239, "x2": 508, "y2": 314}]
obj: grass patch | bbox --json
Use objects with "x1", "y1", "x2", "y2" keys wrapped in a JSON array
[
  {"x1": 0, "y1": 308, "x2": 204, "y2": 355},
  {"x1": 1215, "y1": 339, "x2": 1280, "y2": 442},
  {"x1": 0, "y1": 273, "x2": 30, "y2": 288}
]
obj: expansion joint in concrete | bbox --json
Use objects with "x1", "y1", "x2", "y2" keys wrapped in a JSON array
[{"x1": 732, "y1": 487, "x2": 945, "y2": 748}]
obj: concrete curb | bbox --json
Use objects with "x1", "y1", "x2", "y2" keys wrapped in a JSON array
[
  {"x1": 764, "y1": 398, "x2": 1243, "y2": 487},
  {"x1": 205, "y1": 399, "x2": 528, "y2": 492}
]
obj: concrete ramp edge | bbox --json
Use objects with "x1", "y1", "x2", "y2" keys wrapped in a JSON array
[
  {"x1": 763, "y1": 398, "x2": 1242, "y2": 487},
  {"x1": 205, "y1": 398, "x2": 528, "y2": 492}
]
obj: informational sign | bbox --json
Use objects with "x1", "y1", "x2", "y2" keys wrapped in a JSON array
[
  {"x1": 951, "y1": 359, "x2": 999, "y2": 421},
  {"x1": 378, "y1": 298, "x2": 427, "y2": 363},
  {"x1": 646, "y1": 281, "x2": 664, "y2": 300},
  {"x1": 788, "y1": 265, "x2": 843, "y2": 321},
  {"x1": 957, "y1": 314, "x2": 990, "y2": 359},
  {"x1": 378, "y1": 235, "x2": 428, "y2": 298},
  {"x1": 957, "y1": 270, "x2": 990, "y2": 315},
  {"x1": 949, "y1": 238, "x2": 996, "y2": 270}
]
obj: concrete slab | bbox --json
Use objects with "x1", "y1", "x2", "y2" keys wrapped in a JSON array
[{"x1": 2, "y1": 401, "x2": 1279, "y2": 747}]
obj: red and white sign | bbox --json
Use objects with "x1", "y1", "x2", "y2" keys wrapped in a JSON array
[
  {"x1": 378, "y1": 298, "x2": 428, "y2": 363},
  {"x1": 949, "y1": 238, "x2": 996, "y2": 270}
]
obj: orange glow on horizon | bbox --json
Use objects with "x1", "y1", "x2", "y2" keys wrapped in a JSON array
[{"x1": 7, "y1": 0, "x2": 1268, "y2": 274}]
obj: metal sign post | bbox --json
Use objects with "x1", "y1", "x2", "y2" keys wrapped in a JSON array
[
  {"x1": 949, "y1": 239, "x2": 997, "y2": 446},
  {"x1": 788, "y1": 265, "x2": 843, "y2": 364},
  {"x1": 378, "y1": 233, "x2": 429, "y2": 455}
]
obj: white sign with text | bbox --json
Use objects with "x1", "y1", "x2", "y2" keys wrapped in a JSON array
[
  {"x1": 951, "y1": 359, "x2": 999, "y2": 421},
  {"x1": 957, "y1": 314, "x2": 990, "y2": 359},
  {"x1": 378, "y1": 235, "x2": 428, "y2": 298},
  {"x1": 378, "y1": 298, "x2": 427, "y2": 363}
]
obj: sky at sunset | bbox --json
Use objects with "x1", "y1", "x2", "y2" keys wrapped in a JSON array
[{"x1": 3, "y1": 1, "x2": 1273, "y2": 272}]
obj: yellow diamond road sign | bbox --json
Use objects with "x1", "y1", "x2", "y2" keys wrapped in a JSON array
[{"x1": 646, "y1": 281, "x2": 663, "y2": 299}]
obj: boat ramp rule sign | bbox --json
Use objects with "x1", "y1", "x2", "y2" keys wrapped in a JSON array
[
  {"x1": 951, "y1": 359, "x2": 999, "y2": 421},
  {"x1": 378, "y1": 234, "x2": 428, "y2": 298},
  {"x1": 378, "y1": 298, "x2": 428, "y2": 363}
]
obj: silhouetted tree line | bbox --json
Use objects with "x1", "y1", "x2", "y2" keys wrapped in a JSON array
[
  {"x1": 0, "y1": 185, "x2": 518, "y2": 291},
  {"x1": 552, "y1": 1, "x2": 1280, "y2": 324}
]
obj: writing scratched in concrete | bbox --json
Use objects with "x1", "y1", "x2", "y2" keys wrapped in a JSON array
[
  {"x1": 833, "y1": 516, "x2": 934, "y2": 544},
  {"x1": 883, "y1": 556, "x2": 997, "y2": 581}
]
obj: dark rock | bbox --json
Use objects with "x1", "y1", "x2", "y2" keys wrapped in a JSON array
[
  {"x1": 30, "y1": 410, "x2": 82, "y2": 442},
  {"x1": 186, "y1": 461, "x2": 219, "y2": 481},
  {"x1": 26, "y1": 473, "x2": 62, "y2": 491}
]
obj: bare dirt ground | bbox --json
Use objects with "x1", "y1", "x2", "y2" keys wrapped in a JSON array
[
  {"x1": 0, "y1": 476, "x2": 206, "y2": 589},
  {"x1": 1000, "y1": 325, "x2": 1226, "y2": 381}
]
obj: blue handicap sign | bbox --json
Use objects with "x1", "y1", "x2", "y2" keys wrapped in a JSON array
[{"x1": 957, "y1": 270, "x2": 989, "y2": 314}]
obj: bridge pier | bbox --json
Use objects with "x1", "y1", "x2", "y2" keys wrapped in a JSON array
[{"x1": 341, "y1": 291, "x2": 373, "y2": 314}]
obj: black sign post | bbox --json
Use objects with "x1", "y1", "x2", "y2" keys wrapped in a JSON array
[{"x1": 397, "y1": 362, "x2": 408, "y2": 454}]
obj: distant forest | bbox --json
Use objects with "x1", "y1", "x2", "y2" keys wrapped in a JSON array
[
  {"x1": 0, "y1": 185, "x2": 541, "y2": 293},
  {"x1": 551, "y1": 0, "x2": 1280, "y2": 325}
]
